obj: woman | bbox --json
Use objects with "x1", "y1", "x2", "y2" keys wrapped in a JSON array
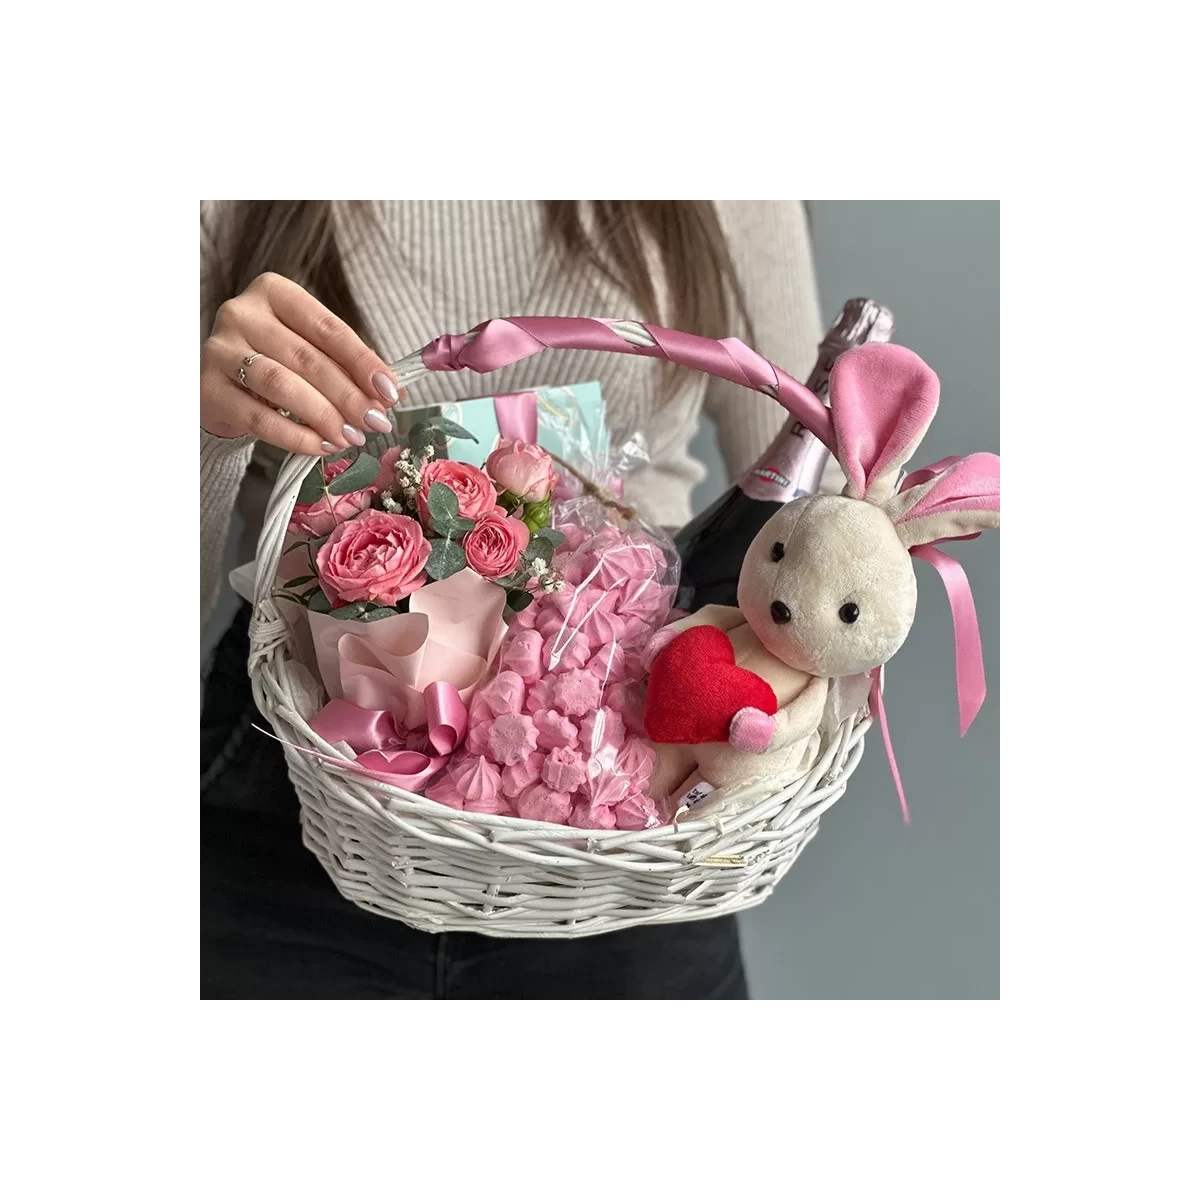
[{"x1": 201, "y1": 200, "x2": 822, "y2": 999}]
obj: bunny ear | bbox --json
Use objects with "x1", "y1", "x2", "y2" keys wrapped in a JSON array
[
  {"x1": 884, "y1": 452, "x2": 1000, "y2": 550},
  {"x1": 832, "y1": 343, "x2": 940, "y2": 504}
]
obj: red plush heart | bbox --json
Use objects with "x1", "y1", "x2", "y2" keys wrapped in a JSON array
[{"x1": 644, "y1": 625, "x2": 778, "y2": 744}]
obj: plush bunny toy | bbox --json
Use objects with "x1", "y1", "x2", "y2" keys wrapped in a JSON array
[{"x1": 644, "y1": 342, "x2": 1000, "y2": 812}]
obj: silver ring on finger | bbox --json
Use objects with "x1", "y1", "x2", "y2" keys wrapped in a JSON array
[{"x1": 236, "y1": 352, "x2": 263, "y2": 390}]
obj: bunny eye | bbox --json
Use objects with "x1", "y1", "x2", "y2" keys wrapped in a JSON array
[
  {"x1": 770, "y1": 542, "x2": 785, "y2": 562},
  {"x1": 838, "y1": 602, "x2": 860, "y2": 624}
]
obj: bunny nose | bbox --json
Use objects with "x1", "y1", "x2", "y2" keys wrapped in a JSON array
[{"x1": 770, "y1": 601, "x2": 792, "y2": 624}]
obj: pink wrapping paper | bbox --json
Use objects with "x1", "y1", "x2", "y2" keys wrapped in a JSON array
[{"x1": 308, "y1": 569, "x2": 508, "y2": 730}]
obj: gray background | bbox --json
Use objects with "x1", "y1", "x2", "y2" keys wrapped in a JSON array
[
  {"x1": 202, "y1": 201, "x2": 1000, "y2": 999},
  {"x1": 695, "y1": 201, "x2": 1000, "y2": 998}
]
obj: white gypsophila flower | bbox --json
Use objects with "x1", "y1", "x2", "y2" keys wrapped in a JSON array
[
  {"x1": 380, "y1": 491, "x2": 400, "y2": 512},
  {"x1": 530, "y1": 557, "x2": 548, "y2": 576}
]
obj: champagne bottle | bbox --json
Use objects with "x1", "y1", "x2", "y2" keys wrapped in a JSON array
[{"x1": 673, "y1": 298, "x2": 895, "y2": 612}]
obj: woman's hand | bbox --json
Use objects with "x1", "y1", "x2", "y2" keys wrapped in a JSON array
[{"x1": 200, "y1": 273, "x2": 404, "y2": 455}]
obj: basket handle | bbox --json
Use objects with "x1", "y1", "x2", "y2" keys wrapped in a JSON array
[
  {"x1": 415, "y1": 316, "x2": 832, "y2": 449},
  {"x1": 250, "y1": 316, "x2": 829, "y2": 652}
]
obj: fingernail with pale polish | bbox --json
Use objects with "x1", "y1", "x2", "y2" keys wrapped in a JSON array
[
  {"x1": 320, "y1": 441, "x2": 339, "y2": 455},
  {"x1": 342, "y1": 424, "x2": 367, "y2": 447},
  {"x1": 373, "y1": 373, "x2": 399, "y2": 406},
  {"x1": 364, "y1": 408, "x2": 392, "y2": 433}
]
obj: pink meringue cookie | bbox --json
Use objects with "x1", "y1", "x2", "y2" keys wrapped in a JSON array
[
  {"x1": 541, "y1": 745, "x2": 589, "y2": 793},
  {"x1": 579, "y1": 707, "x2": 626, "y2": 757},
  {"x1": 568, "y1": 798, "x2": 618, "y2": 830},
  {"x1": 478, "y1": 670, "x2": 526, "y2": 717},
  {"x1": 619, "y1": 615, "x2": 651, "y2": 650},
  {"x1": 555, "y1": 522, "x2": 590, "y2": 553},
  {"x1": 574, "y1": 584, "x2": 617, "y2": 624},
  {"x1": 583, "y1": 607, "x2": 628, "y2": 651},
  {"x1": 541, "y1": 631, "x2": 591, "y2": 672},
  {"x1": 615, "y1": 737, "x2": 656, "y2": 790},
  {"x1": 617, "y1": 579, "x2": 672, "y2": 625},
  {"x1": 602, "y1": 680, "x2": 646, "y2": 735},
  {"x1": 464, "y1": 790, "x2": 513, "y2": 816},
  {"x1": 532, "y1": 709, "x2": 578, "y2": 749},
  {"x1": 594, "y1": 542, "x2": 660, "y2": 593},
  {"x1": 587, "y1": 769, "x2": 633, "y2": 809},
  {"x1": 552, "y1": 668, "x2": 602, "y2": 718},
  {"x1": 562, "y1": 556, "x2": 590, "y2": 587},
  {"x1": 450, "y1": 755, "x2": 503, "y2": 806},
  {"x1": 468, "y1": 690, "x2": 493, "y2": 727},
  {"x1": 499, "y1": 628, "x2": 545, "y2": 682},
  {"x1": 510, "y1": 601, "x2": 541, "y2": 630},
  {"x1": 500, "y1": 752, "x2": 546, "y2": 800},
  {"x1": 514, "y1": 783, "x2": 573, "y2": 825},
  {"x1": 535, "y1": 604, "x2": 564, "y2": 638},
  {"x1": 614, "y1": 792, "x2": 662, "y2": 830},
  {"x1": 527, "y1": 676, "x2": 557, "y2": 712},
  {"x1": 587, "y1": 640, "x2": 627, "y2": 685},
  {"x1": 464, "y1": 715, "x2": 495, "y2": 757},
  {"x1": 487, "y1": 712, "x2": 539, "y2": 765},
  {"x1": 423, "y1": 773, "x2": 466, "y2": 810}
]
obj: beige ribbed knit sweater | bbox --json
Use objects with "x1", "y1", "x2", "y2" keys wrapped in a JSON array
[{"x1": 200, "y1": 201, "x2": 822, "y2": 625}]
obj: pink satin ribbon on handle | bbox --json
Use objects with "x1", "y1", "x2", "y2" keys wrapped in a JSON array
[{"x1": 422, "y1": 317, "x2": 833, "y2": 450}]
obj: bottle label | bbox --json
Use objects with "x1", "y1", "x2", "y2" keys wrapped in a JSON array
[{"x1": 741, "y1": 421, "x2": 824, "y2": 503}]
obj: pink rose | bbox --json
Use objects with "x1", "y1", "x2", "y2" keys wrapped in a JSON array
[
  {"x1": 416, "y1": 459, "x2": 497, "y2": 528},
  {"x1": 316, "y1": 511, "x2": 431, "y2": 606},
  {"x1": 288, "y1": 458, "x2": 376, "y2": 538},
  {"x1": 462, "y1": 512, "x2": 530, "y2": 579},
  {"x1": 486, "y1": 439, "x2": 557, "y2": 502}
]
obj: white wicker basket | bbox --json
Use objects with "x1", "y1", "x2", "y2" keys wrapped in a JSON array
[{"x1": 249, "y1": 317, "x2": 874, "y2": 937}]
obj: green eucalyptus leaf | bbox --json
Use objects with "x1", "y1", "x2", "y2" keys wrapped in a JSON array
[
  {"x1": 359, "y1": 605, "x2": 400, "y2": 621},
  {"x1": 327, "y1": 452, "x2": 380, "y2": 495},
  {"x1": 297, "y1": 461, "x2": 326, "y2": 505},
  {"x1": 281, "y1": 574, "x2": 316, "y2": 590},
  {"x1": 506, "y1": 589, "x2": 535, "y2": 612},
  {"x1": 307, "y1": 590, "x2": 333, "y2": 614},
  {"x1": 425, "y1": 538, "x2": 467, "y2": 581},
  {"x1": 525, "y1": 536, "x2": 555, "y2": 565},
  {"x1": 539, "y1": 527, "x2": 566, "y2": 549},
  {"x1": 329, "y1": 602, "x2": 369, "y2": 620},
  {"x1": 426, "y1": 482, "x2": 461, "y2": 536},
  {"x1": 423, "y1": 415, "x2": 478, "y2": 444},
  {"x1": 407, "y1": 421, "x2": 432, "y2": 454}
]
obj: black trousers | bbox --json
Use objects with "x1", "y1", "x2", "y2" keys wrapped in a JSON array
[{"x1": 201, "y1": 606, "x2": 749, "y2": 1000}]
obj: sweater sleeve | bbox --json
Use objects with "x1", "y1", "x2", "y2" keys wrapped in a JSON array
[
  {"x1": 706, "y1": 201, "x2": 823, "y2": 480},
  {"x1": 200, "y1": 201, "x2": 256, "y2": 626}
]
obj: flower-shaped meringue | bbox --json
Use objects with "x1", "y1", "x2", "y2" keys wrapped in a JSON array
[
  {"x1": 500, "y1": 752, "x2": 545, "y2": 800},
  {"x1": 487, "y1": 712, "x2": 538, "y2": 765},
  {"x1": 552, "y1": 668, "x2": 602, "y2": 718},
  {"x1": 568, "y1": 798, "x2": 618, "y2": 830},
  {"x1": 541, "y1": 745, "x2": 588, "y2": 793},
  {"x1": 514, "y1": 783, "x2": 573, "y2": 825},
  {"x1": 478, "y1": 670, "x2": 526, "y2": 717},
  {"x1": 532, "y1": 709, "x2": 578, "y2": 749}
]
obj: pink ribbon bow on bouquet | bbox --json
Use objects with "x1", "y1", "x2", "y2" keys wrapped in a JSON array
[{"x1": 306, "y1": 688, "x2": 467, "y2": 789}]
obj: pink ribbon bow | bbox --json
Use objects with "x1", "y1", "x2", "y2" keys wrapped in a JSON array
[
  {"x1": 261, "y1": 683, "x2": 468, "y2": 791},
  {"x1": 869, "y1": 457, "x2": 989, "y2": 824}
]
